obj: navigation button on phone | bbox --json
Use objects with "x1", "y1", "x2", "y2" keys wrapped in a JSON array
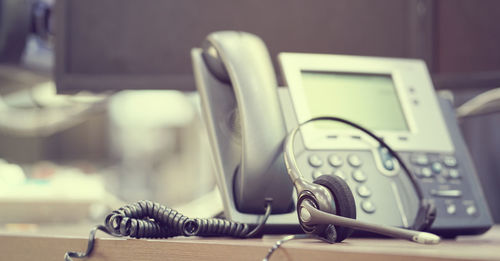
[
  {"x1": 431, "y1": 162, "x2": 443, "y2": 174},
  {"x1": 378, "y1": 146, "x2": 395, "y2": 171}
]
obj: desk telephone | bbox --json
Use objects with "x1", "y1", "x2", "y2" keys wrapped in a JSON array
[{"x1": 192, "y1": 31, "x2": 493, "y2": 238}]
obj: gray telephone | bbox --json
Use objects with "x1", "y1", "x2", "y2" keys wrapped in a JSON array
[{"x1": 191, "y1": 31, "x2": 493, "y2": 237}]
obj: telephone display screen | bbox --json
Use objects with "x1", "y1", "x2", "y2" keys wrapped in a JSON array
[{"x1": 300, "y1": 71, "x2": 409, "y2": 131}]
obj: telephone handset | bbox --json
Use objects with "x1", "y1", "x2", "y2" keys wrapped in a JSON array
[
  {"x1": 192, "y1": 31, "x2": 493, "y2": 237},
  {"x1": 196, "y1": 31, "x2": 294, "y2": 214}
]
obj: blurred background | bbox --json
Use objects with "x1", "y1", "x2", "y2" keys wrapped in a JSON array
[{"x1": 0, "y1": 0, "x2": 499, "y2": 227}]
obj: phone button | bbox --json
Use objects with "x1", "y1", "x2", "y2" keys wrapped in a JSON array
[
  {"x1": 352, "y1": 170, "x2": 367, "y2": 183},
  {"x1": 411, "y1": 154, "x2": 429, "y2": 165},
  {"x1": 466, "y1": 205, "x2": 478, "y2": 216},
  {"x1": 447, "y1": 169, "x2": 461, "y2": 179},
  {"x1": 328, "y1": 154, "x2": 343, "y2": 167},
  {"x1": 333, "y1": 170, "x2": 346, "y2": 180},
  {"x1": 446, "y1": 204, "x2": 457, "y2": 215},
  {"x1": 357, "y1": 185, "x2": 372, "y2": 198},
  {"x1": 415, "y1": 167, "x2": 433, "y2": 178},
  {"x1": 312, "y1": 170, "x2": 323, "y2": 180},
  {"x1": 308, "y1": 155, "x2": 323, "y2": 168},
  {"x1": 430, "y1": 189, "x2": 462, "y2": 198},
  {"x1": 361, "y1": 200, "x2": 376, "y2": 213},
  {"x1": 348, "y1": 154, "x2": 362, "y2": 168},
  {"x1": 443, "y1": 155, "x2": 458, "y2": 168},
  {"x1": 431, "y1": 162, "x2": 443, "y2": 174},
  {"x1": 421, "y1": 167, "x2": 433, "y2": 178},
  {"x1": 378, "y1": 147, "x2": 395, "y2": 171}
]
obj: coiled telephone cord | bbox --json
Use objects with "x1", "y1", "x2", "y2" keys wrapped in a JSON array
[{"x1": 65, "y1": 199, "x2": 272, "y2": 261}]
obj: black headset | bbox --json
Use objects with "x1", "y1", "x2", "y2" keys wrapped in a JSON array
[{"x1": 284, "y1": 116, "x2": 440, "y2": 244}]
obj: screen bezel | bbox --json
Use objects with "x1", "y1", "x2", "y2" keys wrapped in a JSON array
[{"x1": 278, "y1": 52, "x2": 453, "y2": 152}]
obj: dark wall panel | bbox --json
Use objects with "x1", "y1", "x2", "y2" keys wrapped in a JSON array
[
  {"x1": 66, "y1": 0, "x2": 413, "y2": 75},
  {"x1": 58, "y1": 0, "x2": 420, "y2": 92},
  {"x1": 436, "y1": 0, "x2": 500, "y2": 74}
]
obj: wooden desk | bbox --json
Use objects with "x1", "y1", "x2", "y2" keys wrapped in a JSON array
[{"x1": 0, "y1": 224, "x2": 499, "y2": 261}]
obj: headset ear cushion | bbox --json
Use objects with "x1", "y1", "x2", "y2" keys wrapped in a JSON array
[{"x1": 313, "y1": 175, "x2": 357, "y2": 242}]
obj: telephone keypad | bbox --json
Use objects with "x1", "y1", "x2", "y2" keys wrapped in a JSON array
[{"x1": 303, "y1": 152, "x2": 375, "y2": 214}]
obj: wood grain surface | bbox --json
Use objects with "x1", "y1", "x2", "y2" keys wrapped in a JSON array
[{"x1": 0, "y1": 224, "x2": 499, "y2": 261}]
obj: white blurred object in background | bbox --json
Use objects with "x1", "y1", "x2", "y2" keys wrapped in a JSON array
[
  {"x1": 0, "y1": 159, "x2": 115, "y2": 223},
  {"x1": 108, "y1": 90, "x2": 215, "y2": 205}
]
